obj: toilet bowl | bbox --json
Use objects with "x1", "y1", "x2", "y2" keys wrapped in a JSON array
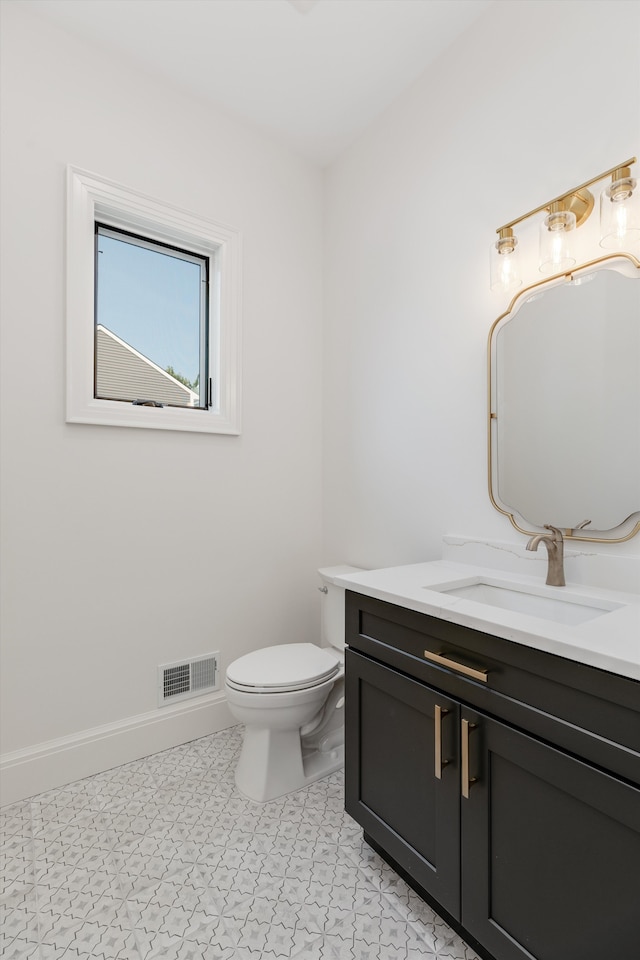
[{"x1": 224, "y1": 565, "x2": 360, "y2": 802}]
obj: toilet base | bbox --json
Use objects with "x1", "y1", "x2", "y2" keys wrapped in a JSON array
[
  {"x1": 234, "y1": 725, "x2": 344, "y2": 803},
  {"x1": 301, "y1": 740, "x2": 344, "y2": 786}
]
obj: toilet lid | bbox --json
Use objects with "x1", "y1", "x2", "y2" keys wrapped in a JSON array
[{"x1": 226, "y1": 643, "x2": 340, "y2": 692}]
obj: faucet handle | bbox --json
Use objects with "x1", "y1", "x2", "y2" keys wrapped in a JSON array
[
  {"x1": 573, "y1": 519, "x2": 591, "y2": 531},
  {"x1": 562, "y1": 519, "x2": 592, "y2": 536}
]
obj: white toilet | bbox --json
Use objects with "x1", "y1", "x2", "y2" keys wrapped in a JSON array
[{"x1": 224, "y1": 565, "x2": 360, "y2": 802}]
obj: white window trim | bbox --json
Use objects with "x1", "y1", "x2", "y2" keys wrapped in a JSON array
[{"x1": 66, "y1": 166, "x2": 242, "y2": 434}]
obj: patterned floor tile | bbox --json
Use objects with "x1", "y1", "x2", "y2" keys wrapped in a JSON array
[
  {"x1": 1, "y1": 839, "x2": 34, "y2": 898},
  {"x1": 0, "y1": 940, "x2": 41, "y2": 960},
  {"x1": 118, "y1": 859, "x2": 207, "y2": 907},
  {"x1": 0, "y1": 726, "x2": 481, "y2": 960},
  {"x1": 143, "y1": 915, "x2": 238, "y2": 960},
  {"x1": 0, "y1": 900, "x2": 39, "y2": 954},
  {"x1": 30, "y1": 790, "x2": 104, "y2": 825},
  {"x1": 0, "y1": 802, "x2": 33, "y2": 841}
]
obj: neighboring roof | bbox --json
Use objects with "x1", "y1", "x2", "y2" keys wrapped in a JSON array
[{"x1": 95, "y1": 325, "x2": 199, "y2": 407}]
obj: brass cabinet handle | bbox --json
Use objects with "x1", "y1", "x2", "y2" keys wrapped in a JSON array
[
  {"x1": 423, "y1": 650, "x2": 489, "y2": 684},
  {"x1": 434, "y1": 704, "x2": 450, "y2": 779},
  {"x1": 461, "y1": 719, "x2": 479, "y2": 799}
]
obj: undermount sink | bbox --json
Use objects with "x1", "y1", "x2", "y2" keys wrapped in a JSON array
[{"x1": 428, "y1": 578, "x2": 624, "y2": 626}]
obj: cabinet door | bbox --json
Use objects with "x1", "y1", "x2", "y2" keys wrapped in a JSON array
[
  {"x1": 461, "y1": 710, "x2": 640, "y2": 960},
  {"x1": 345, "y1": 649, "x2": 460, "y2": 916}
]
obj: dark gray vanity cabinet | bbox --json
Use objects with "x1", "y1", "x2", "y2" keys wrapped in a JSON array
[
  {"x1": 346, "y1": 650, "x2": 461, "y2": 915},
  {"x1": 344, "y1": 591, "x2": 640, "y2": 960}
]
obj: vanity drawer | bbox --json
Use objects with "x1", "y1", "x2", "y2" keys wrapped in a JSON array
[{"x1": 346, "y1": 590, "x2": 640, "y2": 786}]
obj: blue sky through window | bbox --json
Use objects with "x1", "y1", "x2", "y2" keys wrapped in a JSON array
[{"x1": 96, "y1": 231, "x2": 203, "y2": 386}]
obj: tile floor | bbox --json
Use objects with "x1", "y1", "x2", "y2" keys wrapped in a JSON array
[{"x1": 1, "y1": 726, "x2": 481, "y2": 960}]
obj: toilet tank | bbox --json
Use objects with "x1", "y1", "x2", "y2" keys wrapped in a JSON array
[{"x1": 318, "y1": 565, "x2": 364, "y2": 650}]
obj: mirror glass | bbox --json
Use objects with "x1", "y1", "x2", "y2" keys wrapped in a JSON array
[{"x1": 489, "y1": 257, "x2": 640, "y2": 540}]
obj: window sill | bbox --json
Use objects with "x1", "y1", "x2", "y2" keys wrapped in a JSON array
[{"x1": 66, "y1": 397, "x2": 241, "y2": 435}]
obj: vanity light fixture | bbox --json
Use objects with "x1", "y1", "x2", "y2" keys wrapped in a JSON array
[{"x1": 490, "y1": 156, "x2": 638, "y2": 289}]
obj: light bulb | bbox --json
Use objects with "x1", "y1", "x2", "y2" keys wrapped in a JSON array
[
  {"x1": 613, "y1": 202, "x2": 628, "y2": 239},
  {"x1": 539, "y1": 206, "x2": 576, "y2": 274}
]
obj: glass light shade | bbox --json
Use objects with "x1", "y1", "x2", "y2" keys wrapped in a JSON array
[
  {"x1": 539, "y1": 208, "x2": 576, "y2": 274},
  {"x1": 599, "y1": 176, "x2": 640, "y2": 248},
  {"x1": 490, "y1": 234, "x2": 521, "y2": 292}
]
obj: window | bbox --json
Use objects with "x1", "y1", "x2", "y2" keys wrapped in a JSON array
[
  {"x1": 66, "y1": 167, "x2": 241, "y2": 434},
  {"x1": 95, "y1": 225, "x2": 209, "y2": 409}
]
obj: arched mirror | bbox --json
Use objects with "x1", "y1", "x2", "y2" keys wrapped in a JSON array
[{"x1": 488, "y1": 254, "x2": 640, "y2": 542}]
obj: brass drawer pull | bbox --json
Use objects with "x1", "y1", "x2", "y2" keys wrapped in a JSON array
[
  {"x1": 434, "y1": 704, "x2": 450, "y2": 780},
  {"x1": 461, "y1": 719, "x2": 479, "y2": 799},
  {"x1": 423, "y1": 650, "x2": 488, "y2": 684}
]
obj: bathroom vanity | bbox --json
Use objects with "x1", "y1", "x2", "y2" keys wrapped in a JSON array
[
  {"x1": 336, "y1": 223, "x2": 640, "y2": 960},
  {"x1": 339, "y1": 562, "x2": 640, "y2": 960}
]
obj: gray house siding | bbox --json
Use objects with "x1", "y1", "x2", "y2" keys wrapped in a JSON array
[{"x1": 95, "y1": 326, "x2": 198, "y2": 407}]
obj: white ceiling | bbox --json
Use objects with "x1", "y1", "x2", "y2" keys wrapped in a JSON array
[{"x1": 16, "y1": 0, "x2": 493, "y2": 165}]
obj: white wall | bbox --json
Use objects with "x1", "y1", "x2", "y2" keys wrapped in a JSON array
[
  {"x1": 323, "y1": 0, "x2": 640, "y2": 578},
  {"x1": 0, "y1": 3, "x2": 324, "y2": 801}
]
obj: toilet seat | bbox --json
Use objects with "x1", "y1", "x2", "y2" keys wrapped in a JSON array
[{"x1": 226, "y1": 643, "x2": 340, "y2": 693}]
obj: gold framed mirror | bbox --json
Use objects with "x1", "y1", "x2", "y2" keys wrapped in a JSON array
[{"x1": 488, "y1": 253, "x2": 640, "y2": 543}]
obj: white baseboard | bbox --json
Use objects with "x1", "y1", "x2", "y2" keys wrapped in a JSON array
[{"x1": 0, "y1": 693, "x2": 235, "y2": 807}]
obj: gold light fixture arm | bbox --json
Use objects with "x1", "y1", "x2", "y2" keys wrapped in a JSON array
[{"x1": 496, "y1": 157, "x2": 637, "y2": 234}]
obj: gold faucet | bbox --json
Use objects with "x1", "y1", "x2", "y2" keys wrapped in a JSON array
[{"x1": 526, "y1": 524, "x2": 565, "y2": 587}]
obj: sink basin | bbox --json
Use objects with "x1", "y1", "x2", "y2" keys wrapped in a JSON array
[{"x1": 428, "y1": 578, "x2": 624, "y2": 626}]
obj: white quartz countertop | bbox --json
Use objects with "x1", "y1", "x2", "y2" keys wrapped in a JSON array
[{"x1": 333, "y1": 561, "x2": 640, "y2": 681}]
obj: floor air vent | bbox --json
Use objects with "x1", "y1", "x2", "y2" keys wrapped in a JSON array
[{"x1": 158, "y1": 653, "x2": 220, "y2": 706}]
